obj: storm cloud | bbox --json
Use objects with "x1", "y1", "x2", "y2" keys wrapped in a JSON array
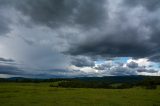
[
  {"x1": 0, "y1": 0, "x2": 160, "y2": 77},
  {"x1": 123, "y1": 0, "x2": 160, "y2": 11},
  {"x1": 6, "y1": 0, "x2": 107, "y2": 29},
  {"x1": 71, "y1": 56, "x2": 95, "y2": 67},
  {"x1": 127, "y1": 61, "x2": 139, "y2": 69},
  {"x1": 0, "y1": 14, "x2": 10, "y2": 36},
  {"x1": 0, "y1": 57, "x2": 14, "y2": 62}
]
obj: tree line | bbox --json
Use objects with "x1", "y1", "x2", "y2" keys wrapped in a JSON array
[
  {"x1": 0, "y1": 76, "x2": 160, "y2": 89},
  {"x1": 51, "y1": 77, "x2": 160, "y2": 89}
]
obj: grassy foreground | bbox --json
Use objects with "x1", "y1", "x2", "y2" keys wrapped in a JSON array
[{"x1": 0, "y1": 83, "x2": 160, "y2": 106}]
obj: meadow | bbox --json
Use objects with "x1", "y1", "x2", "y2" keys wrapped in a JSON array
[{"x1": 0, "y1": 83, "x2": 160, "y2": 106}]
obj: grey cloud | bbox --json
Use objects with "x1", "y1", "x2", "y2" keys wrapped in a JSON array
[
  {"x1": 68, "y1": 27, "x2": 154, "y2": 58},
  {"x1": 0, "y1": 58, "x2": 23, "y2": 75},
  {"x1": 137, "y1": 68, "x2": 158, "y2": 73},
  {"x1": 73, "y1": 0, "x2": 107, "y2": 28},
  {"x1": 94, "y1": 61, "x2": 159, "y2": 76},
  {"x1": 0, "y1": 65, "x2": 23, "y2": 75},
  {"x1": 127, "y1": 61, "x2": 138, "y2": 68},
  {"x1": 0, "y1": 0, "x2": 160, "y2": 77},
  {"x1": 0, "y1": 64, "x2": 89, "y2": 78},
  {"x1": 67, "y1": 0, "x2": 160, "y2": 59},
  {"x1": 95, "y1": 63, "x2": 113, "y2": 70},
  {"x1": 123, "y1": 0, "x2": 160, "y2": 11},
  {"x1": 109, "y1": 67, "x2": 137, "y2": 76},
  {"x1": 0, "y1": 14, "x2": 10, "y2": 36},
  {"x1": 2, "y1": 0, "x2": 160, "y2": 60},
  {"x1": 0, "y1": 1, "x2": 13, "y2": 36},
  {"x1": 71, "y1": 56, "x2": 95, "y2": 67},
  {"x1": 12, "y1": 0, "x2": 107, "y2": 29},
  {"x1": 148, "y1": 54, "x2": 160, "y2": 62},
  {"x1": 0, "y1": 57, "x2": 14, "y2": 62},
  {"x1": 15, "y1": 0, "x2": 78, "y2": 27},
  {"x1": 94, "y1": 62, "x2": 137, "y2": 76}
]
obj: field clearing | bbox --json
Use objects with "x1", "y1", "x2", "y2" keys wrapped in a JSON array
[{"x1": 0, "y1": 83, "x2": 160, "y2": 106}]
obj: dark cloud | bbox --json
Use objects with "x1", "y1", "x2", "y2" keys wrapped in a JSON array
[
  {"x1": 148, "y1": 54, "x2": 160, "y2": 62},
  {"x1": 0, "y1": 64, "x2": 90, "y2": 78},
  {"x1": 15, "y1": 0, "x2": 78, "y2": 27},
  {"x1": 0, "y1": 14, "x2": 10, "y2": 36},
  {"x1": 0, "y1": 57, "x2": 14, "y2": 62},
  {"x1": 123, "y1": 0, "x2": 160, "y2": 11},
  {"x1": 137, "y1": 68, "x2": 158, "y2": 73},
  {"x1": 127, "y1": 61, "x2": 138, "y2": 68},
  {"x1": 95, "y1": 63, "x2": 113, "y2": 70},
  {"x1": 94, "y1": 61, "x2": 159, "y2": 76},
  {"x1": 71, "y1": 56, "x2": 95, "y2": 67},
  {"x1": 94, "y1": 62, "x2": 137, "y2": 76},
  {"x1": 68, "y1": 29, "x2": 154, "y2": 58},
  {"x1": 0, "y1": 58, "x2": 22, "y2": 75},
  {"x1": 67, "y1": 0, "x2": 160, "y2": 59},
  {"x1": 73, "y1": 0, "x2": 107, "y2": 28},
  {"x1": 109, "y1": 67, "x2": 137, "y2": 76},
  {"x1": 0, "y1": 0, "x2": 13, "y2": 7},
  {"x1": 2, "y1": 0, "x2": 160, "y2": 60},
  {"x1": 12, "y1": 0, "x2": 107, "y2": 29},
  {"x1": 0, "y1": 0, "x2": 160, "y2": 77},
  {"x1": 0, "y1": 65, "x2": 22, "y2": 75},
  {"x1": 0, "y1": 1, "x2": 13, "y2": 36}
]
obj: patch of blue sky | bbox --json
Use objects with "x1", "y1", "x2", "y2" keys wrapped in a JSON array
[
  {"x1": 95, "y1": 60, "x2": 106, "y2": 65},
  {"x1": 113, "y1": 57, "x2": 131, "y2": 64},
  {"x1": 95, "y1": 57, "x2": 131, "y2": 65},
  {"x1": 148, "y1": 62, "x2": 160, "y2": 70}
]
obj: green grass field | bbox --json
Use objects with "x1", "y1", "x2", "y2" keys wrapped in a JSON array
[{"x1": 0, "y1": 83, "x2": 160, "y2": 106}]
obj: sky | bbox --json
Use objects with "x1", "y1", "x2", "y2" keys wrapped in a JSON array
[{"x1": 0, "y1": 0, "x2": 160, "y2": 78}]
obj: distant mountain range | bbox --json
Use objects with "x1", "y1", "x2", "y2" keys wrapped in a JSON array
[{"x1": 0, "y1": 75, "x2": 159, "y2": 83}]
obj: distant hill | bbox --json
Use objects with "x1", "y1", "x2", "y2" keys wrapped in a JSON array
[
  {"x1": 0, "y1": 75, "x2": 159, "y2": 83},
  {"x1": 75, "y1": 75, "x2": 145, "y2": 83}
]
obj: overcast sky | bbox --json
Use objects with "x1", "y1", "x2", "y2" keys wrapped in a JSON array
[{"x1": 0, "y1": 0, "x2": 160, "y2": 78}]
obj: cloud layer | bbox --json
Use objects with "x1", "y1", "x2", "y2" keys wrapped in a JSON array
[{"x1": 0, "y1": 0, "x2": 160, "y2": 78}]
